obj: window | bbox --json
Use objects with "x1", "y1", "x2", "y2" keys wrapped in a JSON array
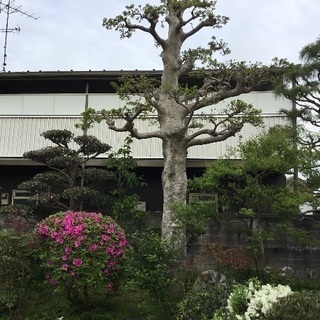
[{"x1": 11, "y1": 189, "x2": 32, "y2": 205}]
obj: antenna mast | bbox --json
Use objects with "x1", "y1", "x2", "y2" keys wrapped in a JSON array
[{"x1": 0, "y1": 0, "x2": 38, "y2": 72}]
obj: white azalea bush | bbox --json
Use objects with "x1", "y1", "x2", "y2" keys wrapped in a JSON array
[
  {"x1": 242, "y1": 283, "x2": 292, "y2": 319},
  {"x1": 213, "y1": 278, "x2": 292, "y2": 320}
]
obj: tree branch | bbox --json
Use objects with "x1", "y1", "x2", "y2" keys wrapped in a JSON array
[
  {"x1": 187, "y1": 123, "x2": 243, "y2": 147},
  {"x1": 186, "y1": 98, "x2": 262, "y2": 147},
  {"x1": 101, "y1": 111, "x2": 163, "y2": 140},
  {"x1": 103, "y1": 4, "x2": 166, "y2": 48},
  {"x1": 125, "y1": 20, "x2": 166, "y2": 48},
  {"x1": 191, "y1": 65, "x2": 269, "y2": 112},
  {"x1": 182, "y1": 16, "x2": 217, "y2": 41}
]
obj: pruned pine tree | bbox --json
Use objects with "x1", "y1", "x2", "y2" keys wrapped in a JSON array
[
  {"x1": 83, "y1": 0, "x2": 274, "y2": 254},
  {"x1": 19, "y1": 129, "x2": 111, "y2": 212},
  {"x1": 274, "y1": 38, "x2": 320, "y2": 190}
]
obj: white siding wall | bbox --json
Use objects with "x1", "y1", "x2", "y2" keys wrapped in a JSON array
[
  {"x1": 0, "y1": 91, "x2": 291, "y2": 160},
  {"x1": 0, "y1": 91, "x2": 291, "y2": 115},
  {"x1": 0, "y1": 115, "x2": 289, "y2": 159}
]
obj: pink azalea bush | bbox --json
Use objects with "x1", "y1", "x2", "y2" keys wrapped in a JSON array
[{"x1": 34, "y1": 210, "x2": 128, "y2": 293}]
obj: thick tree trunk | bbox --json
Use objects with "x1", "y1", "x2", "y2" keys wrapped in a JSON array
[{"x1": 161, "y1": 136, "x2": 188, "y2": 256}]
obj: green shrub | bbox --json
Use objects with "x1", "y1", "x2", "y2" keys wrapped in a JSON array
[
  {"x1": 175, "y1": 283, "x2": 231, "y2": 320},
  {"x1": 262, "y1": 266, "x2": 320, "y2": 291},
  {"x1": 34, "y1": 211, "x2": 129, "y2": 304},
  {"x1": 21, "y1": 289, "x2": 77, "y2": 320},
  {"x1": 0, "y1": 225, "x2": 39, "y2": 319},
  {"x1": 264, "y1": 290, "x2": 320, "y2": 320},
  {"x1": 15, "y1": 284, "x2": 146, "y2": 320},
  {"x1": 123, "y1": 229, "x2": 178, "y2": 319}
]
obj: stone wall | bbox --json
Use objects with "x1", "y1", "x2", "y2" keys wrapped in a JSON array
[
  {"x1": 2, "y1": 210, "x2": 320, "y2": 279},
  {"x1": 187, "y1": 215, "x2": 320, "y2": 279}
]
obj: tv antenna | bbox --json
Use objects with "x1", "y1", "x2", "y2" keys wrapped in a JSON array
[{"x1": 0, "y1": 0, "x2": 38, "y2": 72}]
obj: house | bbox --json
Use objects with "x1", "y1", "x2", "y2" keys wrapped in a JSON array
[{"x1": 0, "y1": 70, "x2": 291, "y2": 212}]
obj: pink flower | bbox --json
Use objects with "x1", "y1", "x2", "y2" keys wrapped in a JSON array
[
  {"x1": 73, "y1": 224, "x2": 85, "y2": 235},
  {"x1": 61, "y1": 264, "x2": 68, "y2": 271},
  {"x1": 65, "y1": 247, "x2": 72, "y2": 255},
  {"x1": 103, "y1": 269, "x2": 110, "y2": 276},
  {"x1": 89, "y1": 244, "x2": 98, "y2": 251},
  {"x1": 101, "y1": 234, "x2": 110, "y2": 242},
  {"x1": 107, "y1": 224, "x2": 115, "y2": 234},
  {"x1": 56, "y1": 237, "x2": 64, "y2": 244},
  {"x1": 74, "y1": 239, "x2": 81, "y2": 247},
  {"x1": 50, "y1": 232, "x2": 59, "y2": 240},
  {"x1": 114, "y1": 248, "x2": 123, "y2": 257},
  {"x1": 38, "y1": 224, "x2": 49, "y2": 236},
  {"x1": 93, "y1": 216, "x2": 100, "y2": 223},
  {"x1": 108, "y1": 260, "x2": 116, "y2": 267},
  {"x1": 119, "y1": 238, "x2": 128, "y2": 247},
  {"x1": 72, "y1": 258, "x2": 83, "y2": 267},
  {"x1": 106, "y1": 245, "x2": 115, "y2": 255},
  {"x1": 61, "y1": 254, "x2": 68, "y2": 261}
]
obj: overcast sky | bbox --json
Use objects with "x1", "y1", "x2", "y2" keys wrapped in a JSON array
[{"x1": 0, "y1": 0, "x2": 319, "y2": 72}]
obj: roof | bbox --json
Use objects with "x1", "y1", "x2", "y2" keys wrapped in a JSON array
[
  {"x1": 0, "y1": 69, "x2": 275, "y2": 94},
  {"x1": 0, "y1": 70, "x2": 187, "y2": 94}
]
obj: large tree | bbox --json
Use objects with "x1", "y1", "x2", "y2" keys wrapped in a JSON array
[{"x1": 84, "y1": 0, "x2": 274, "y2": 253}]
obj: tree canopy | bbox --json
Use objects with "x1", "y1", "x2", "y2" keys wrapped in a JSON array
[
  {"x1": 274, "y1": 37, "x2": 320, "y2": 191},
  {"x1": 190, "y1": 126, "x2": 305, "y2": 217},
  {"x1": 83, "y1": 0, "x2": 276, "y2": 254},
  {"x1": 185, "y1": 126, "x2": 313, "y2": 272}
]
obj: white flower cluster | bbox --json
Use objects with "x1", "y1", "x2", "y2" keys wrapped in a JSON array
[
  {"x1": 226, "y1": 280, "x2": 292, "y2": 320},
  {"x1": 244, "y1": 283, "x2": 292, "y2": 319},
  {"x1": 227, "y1": 279, "x2": 259, "y2": 316}
]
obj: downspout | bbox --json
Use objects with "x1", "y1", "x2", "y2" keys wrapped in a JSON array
[
  {"x1": 79, "y1": 82, "x2": 89, "y2": 210},
  {"x1": 83, "y1": 82, "x2": 89, "y2": 134},
  {"x1": 291, "y1": 76, "x2": 298, "y2": 192}
]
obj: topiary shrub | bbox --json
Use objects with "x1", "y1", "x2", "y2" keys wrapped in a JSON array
[
  {"x1": 264, "y1": 290, "x2": 320, "y2": 320},
  {"x1": 34, "y1": 210, "x2": 129, "y2": 303}
]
